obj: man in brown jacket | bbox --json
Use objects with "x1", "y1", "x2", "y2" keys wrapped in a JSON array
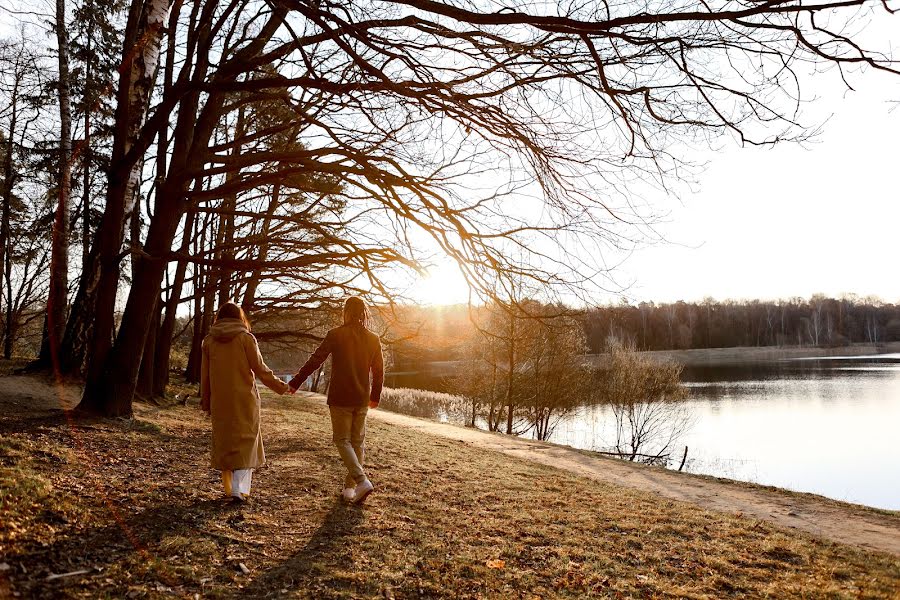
[{"x1": 289, "y1": 296, "x2": 384, "y2": 504}]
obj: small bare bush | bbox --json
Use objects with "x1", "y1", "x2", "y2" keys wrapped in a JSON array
[{"x1": 594, "y1": 341, "x2": 692, "y2": 464}]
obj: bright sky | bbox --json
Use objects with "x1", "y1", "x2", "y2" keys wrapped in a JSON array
[
  {"x1": 617, "y1": 68, "x2": 900, "y2": 305},
  {"x1": 414, "y1": 66, "x2": 900, "y2": 307},
  {"x1": 410, "y1": 15, "x2": 900, "y2": 307}
]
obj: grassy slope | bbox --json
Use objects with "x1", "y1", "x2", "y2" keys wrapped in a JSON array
[{"x1": 1, "y1": 390, "x2": 898, "y2": 599}]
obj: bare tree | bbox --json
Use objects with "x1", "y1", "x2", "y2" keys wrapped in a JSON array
[
  {"x1": 596, "y1": 341, "x2": 690, "y2": 463},
  {"x1": 519, "y1": 307, "x2": 590, "y2": 441},
  {"x1": 37, "y1": 0, "x2": 75, "y2": 372},
  {"x1": 4, "y1": 191, "x2": 52, "y2": 358},
  {"x1": 0, "y1": 34, "x2": 47, "y2": 355}
]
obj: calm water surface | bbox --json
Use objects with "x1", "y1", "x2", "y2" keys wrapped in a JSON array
[{"x1": 546, "y1": 353, "x2": 900, "y2": 510}]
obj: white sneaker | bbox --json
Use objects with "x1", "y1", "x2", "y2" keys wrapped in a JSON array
[
  {"x1": 352, "y1": 479, "x2": 374, "y2": 504},
  {"x1": 341, "y1": 487, "x2": 356, "y2": 502}
]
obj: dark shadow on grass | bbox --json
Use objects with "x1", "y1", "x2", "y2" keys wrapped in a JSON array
[
  {"x1": 233, "y1": 500, "x2": 366, "y2": 598},
  {"x1": 5, "y1": 497, "x2": 238, "y2": 596},
  {"x1": 0, "y1": 410, "x2": 71, "y2": 434},
  {"x1": 0, "y1": 406, "x2": 188, "y2": 447}
]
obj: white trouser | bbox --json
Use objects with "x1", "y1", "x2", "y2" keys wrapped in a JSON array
[{"x1": 232, "y1": 469, "x2": 253, "y2": 496}]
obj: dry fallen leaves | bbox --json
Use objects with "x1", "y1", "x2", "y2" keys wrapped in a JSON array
[{"x1": 486, "y1": 559, "x2": 505, "y2": 569}]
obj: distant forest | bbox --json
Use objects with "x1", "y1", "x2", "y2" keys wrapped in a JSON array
[
  {"x1": 582, "y1": 296, "x2": 900, "y2": 353},
  {"x1": 379, "y1": 295, "x2": 900, "y2": 377}
]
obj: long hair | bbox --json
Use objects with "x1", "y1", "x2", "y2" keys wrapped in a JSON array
[
  {"x1": 216, "y1": 301, "x2": 251, "y2": 332},
  {"x1": 342, "y1": 296, "x2": 369, "y2": 328}
]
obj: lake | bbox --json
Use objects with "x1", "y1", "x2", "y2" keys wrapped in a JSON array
[{"x1": 545, "y1": 353, "x2": 900, "y2": 511}]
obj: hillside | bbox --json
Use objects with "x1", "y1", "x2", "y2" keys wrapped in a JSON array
[{"x1": 0, "y1": 376, "x2": 898, "y2": 598}]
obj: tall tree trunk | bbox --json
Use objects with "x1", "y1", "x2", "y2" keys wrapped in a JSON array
[
  {"x1": 57, "y1": 246, "x2": 98, "y2": 374},
  {"x1": 0, "y1": 69, "x2": 20, "y2": 350},
  {"x1": 185, "y1": 212, "x2": 210, "y2": 383},
  {"x1": 3, "y1": 242, "x2": 13, "y2": 358},
  {"x1": 40, "y1": 0, "x2": 75, "y2": 373},
  {"x1": 136, "y1": 297, "x2": 160, "y2": 398},
  {"x1": 489, "y1": 361, "x2": 497, "y2": 431},
  {"x1": 505, "y1": 316, "x2": 516, "y2": 435},
  {"x1": 241, "y1": 182, "x2": 280, "y2": 312},
  {"x1": 192, "y1": 260, "x2": 218, "y2": 380},
  {"x1": 75, "y1": 0, "x2": 170, "y2": 413},
  {"x1": 212, "y1": 205, "x2": 228, "y2": 306},
  {"x1": 81, "y1": 42, "x2": 92, "y2": 269},
  {"x1": 82, "y1": 193, "x2": 182, "y2": 415},
  {"x1": 132, "y1": 180, "x2": 154, "y2": 399},
  {"x1": 152, "y1": 209, "x2": 195, "y2": 396},
  {"x1": 147, "y1": 31, "x2": 182, "y2": 397},
  {"x1": 184, "y1": 288, "x2": 203, "y2": 381},
  {"x1": 82, "y1": 119, "x2": 91, "y2": 268},
  {"x1": 217, "y1": 105, "x2": 245, "y2": 305}
]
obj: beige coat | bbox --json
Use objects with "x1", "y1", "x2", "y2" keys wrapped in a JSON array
[{"x1": 200, "y1": 318, "x2": 289, "y2": 470}]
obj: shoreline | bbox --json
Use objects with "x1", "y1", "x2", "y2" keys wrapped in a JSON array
[{"x1": 587, "y1": 342, "x2": 900, "y2": 368}]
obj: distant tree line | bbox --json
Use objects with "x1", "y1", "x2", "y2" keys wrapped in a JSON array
[
  {"x1": 583, "y1": 295, "x2": 900, "y2": 353},
  {"x1": 385, "y1": 295, "x2": 900, "y2": 373}
]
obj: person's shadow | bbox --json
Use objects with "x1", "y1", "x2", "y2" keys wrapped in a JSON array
[{"x1": 234, "y1": 500, "x2": 365, "y2": 597}]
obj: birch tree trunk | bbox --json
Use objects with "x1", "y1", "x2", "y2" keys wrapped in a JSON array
[{"x1": 76, "y1": 0, "x2": 170, "y2": 414}]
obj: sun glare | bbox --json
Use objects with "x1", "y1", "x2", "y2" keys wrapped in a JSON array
[{"x1": 412, "y1": 262, "x2": 473, "y2": 306}]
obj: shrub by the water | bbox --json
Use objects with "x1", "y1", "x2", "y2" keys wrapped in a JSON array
[{"x1": 379, "y1": 387, "x2": 467, "y2": 421}]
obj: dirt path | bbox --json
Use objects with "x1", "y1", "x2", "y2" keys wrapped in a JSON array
[{"x1": 368, "y1": 407, "x2": 900, "y2": 556}]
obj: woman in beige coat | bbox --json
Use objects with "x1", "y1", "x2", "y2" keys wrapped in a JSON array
[{"x1": 200, "y1": 302, "x2": 290, "y2": 501}]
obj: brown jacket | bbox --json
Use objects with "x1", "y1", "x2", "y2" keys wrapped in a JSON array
[
  {"x1": 290, "y1": 324, "x2": 384, "y2": 407},
  {"x1": 201, "y1": 318, "x2": 289, "y2": 470}
]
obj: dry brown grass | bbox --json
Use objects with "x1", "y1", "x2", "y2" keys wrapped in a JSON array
[
  {"x1": 378, "y1": 387, "x2": 466, "y2": 421},
  {"x1": 0, "y1": 383, "x2": 898, "y2": 599}
]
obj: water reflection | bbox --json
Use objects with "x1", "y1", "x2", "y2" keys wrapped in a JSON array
[
  {"x1": 549, "y1": 353, "x2": 900, "y2": 510},
  {"x1": 384, "y1": 354, "x2": 900, "y2": 510}
]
